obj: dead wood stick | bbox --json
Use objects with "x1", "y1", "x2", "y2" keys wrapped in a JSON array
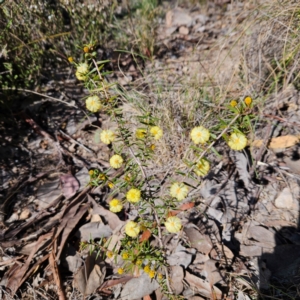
[
  {"x1": 58, "y1": 129, "x2": 94, "y2": 153},
  {"x1": 49, "y1": 249, "x2": 66, "y2": 300}
]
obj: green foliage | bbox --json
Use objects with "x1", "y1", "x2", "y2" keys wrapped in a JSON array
[{"x1": 0, "y1": 0, "x2": 160, "y2": 93}]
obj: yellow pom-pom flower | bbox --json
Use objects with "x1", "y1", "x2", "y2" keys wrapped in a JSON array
[
  {"x1": 122, "y1": 252, "x2": 129, "y2": 260},
  {"x1": 100, "y1": 130, "x2": 116, "y2": 144},
  {"x1": 230, "y1": 100, "x2": 238, "y2": 107},
  {"x1": 143, "y1": 265, "x2": 151, "y2": 273},
  {"x1": 108, "y1": 182, "x2": 114, "y2": 189},
  {"x1": 165, "y1": 216, "x2": 182, "y2": 233},
  {"x1": 150, "y1": 144, "x2": 156, "y2": 151},
  {"x1": 136, "y1": 259, "x2": 143, "y2": 266},
  {"x1": 148, "y1": 270, "x2": 156, "y2": 278},
  {"x1": 109, "y1": 154, "x2": 123, "y2": 169},
  {"x1": 68, "y1": 56, "x2": 74, "y2": 63},
  {"x1": 98, "y1": 173, "x2": 107, "y2": 181},
  {"x1": 194, "y1": 158, "x2": 210, "y2": 177},
  {"x1": 190, "y1": 126, "x2": 210, "y2": 144},
  {"x1": 126, "y1": 188, "x2": 141, "y2": 203},
  {"x1": 136, "y1": 128, "x2": 147, "y2": 139},
  {"x1": 228, "y1": 132, "x2": 247, "y2": 151},
  {"x1": 150, "y1": 126, "x2": 163, "y2": 140},
  {"x1": 117, "y1": 268, "x2": 124, "y2": 274},
  {"x1": 170, "y1": 182, "x2": 188, "y2": 201},
  {"x1": 76, "y1": 62, "x2": 89, "y2": 81},
  {"x1": 86, "y1": 95, "x2": 101, "y2": 113},
  {"x1": 106, "y1": 251, "x2": 114, "y2": 258},
  {"x1": 109, "y1": 199, "x2": 123, "y2": 213},
  {"x1": 125, "y1": 221, "x2": 140, "y2": 237},
  {"x1": 165, "y1": 217, "x2": 182, "y2": 233},
  {"x1": 157, "y1": 273, "x2": 163, "y2": 280},
  {"x1": 244, "y1": 96, "x2": 252, "y2": 106}
]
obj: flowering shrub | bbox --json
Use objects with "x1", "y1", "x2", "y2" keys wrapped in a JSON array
[{"x1": 75, "y1": 47, "x2": 254, "y2": 296}]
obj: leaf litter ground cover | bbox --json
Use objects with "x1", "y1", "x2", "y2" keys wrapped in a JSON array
[{"x1": 1, "y1": 0, "x2": 300, "y2": 299}]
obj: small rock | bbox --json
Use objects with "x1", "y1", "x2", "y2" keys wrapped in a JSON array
[
  {"x1": 240, "y1": 245, "x2": 262, "y2": 257},
  {"x1": 19, "y1": 208, "x2": 31, "y2": 220},
  {"x1": 194, "y1": 25, "x2": 206, "y2": 33},
  {"x1": 193, "y1": 14, "x2": 209, "y2": 24},
  {"x1": 179, "y1": 26, "x2": 189, "y2": 35},
  {"x1": 166, "y1": 8, "x2": 193, "y2": 28},
  {"x1": 165, "y1": 26, "x2": 177, "y2": 36},
  {"x1": 118, "y1": 75, "x2": 132, "y2": 85},
  {"x1": 68, "y1": 142, "x2": 76, "y2": 153},
  {"x1": 274, "y1": 187, "x2": 294, "y2": 209}
]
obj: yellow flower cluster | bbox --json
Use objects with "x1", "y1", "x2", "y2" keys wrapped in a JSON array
[
  {"x1": 98, "y1": 173, "x2": 106, "y2": 181},
  {"x1": 136, "y1": 128, "x2": 147, "y2": 139},
  {"x1": 122, "y1": 252, "x2": 129, "y2": 259},
  {"x1": 143, "y1": 265, "x2": 151, "y2": 273},
  {"x1": 230, "y1": 100, "x2": 238, "y2": 107},
  {"x1": 126, "y1": 188, "x2": 141, "y2": 203},
  {"x1": 194, "y1": 158, "x2": 210, "y2": 177},
  {"x1": 150, "y1": 126, "x2": 163, "y2": 140},
  {"x1": 136, "y1": 259, "x2": 143, "y2": 266},
  {"x1": 170, "y1": 182, "x2": 188, "y2": 201},
  {"x1": 125, "y1": 221, "x2": 140, "y2": 237},
  {"x1": 228, "y1": 132, "x2": 247, "y2": 151},
  {"x1": 117, "y1": 268, "x2": 124, "y2": 274},
  {"x1": 165, "y1": 216, "x2": 182, "y2": 233},
  {"x1": 244, "y1": 96, "x2": 252, "y2": 106},
  {"x1": 76, "y1": 62, "x2": 89, "y2": 81},
  {"x1": 108, "y1": 182, "x2": 114, "y2": 189},
  {"x1": 109, "y1": 154, "x2": 123, "y2": 169},
  {"x1": 109, "y1": 199, "x2": 123, "y2": 213},
  {"x1": 106, "y1": 251, "x2": 114, "y2": 259},
  {"x1": 100, "y1": 130, "x2": 116, "y2": 144},
  {"x1": 148, "y1": 270, "x2": 156, "y2": 278},
  {"x1": 190, "y1": 126, "x2": 210, "y2": 144},
  {"x1": 86, "y1": 95, "x2": 101, "y2": 112}
]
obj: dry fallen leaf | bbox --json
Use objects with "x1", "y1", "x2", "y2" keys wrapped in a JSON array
[
  {"x1": 139, "y1": 229, "x2": 152, "y2": 243},
  {"x1": 88, "y1": 195, "x2": 124, "y2": 230},
  {"x1": 120, "y1": 272, "x2": 159, "y2": 300},
  {"x1": 77, "y1": 222, "x2": 112, "y2": 241},
  {"x1": 170, "y1": 266, "x2": 184, "y2": 295},
  {"x1": 185, "y1": 271, "x2": 222, "y2": 299},
  {"x1": 252, "y1": 135, "x2": 299, "y2": 149},
  {"x1": 73, "y1": 252, "x2": 106, "y2": 296},
  {"x1": 60, "y1": 174, "x2": 80, "y2": 198},
  {"x1": 184, "y1": 227, "x2": 213, "y2": 255},
  {"x1": 169, "y1": 202, "x2": 195, "y2": 216}
]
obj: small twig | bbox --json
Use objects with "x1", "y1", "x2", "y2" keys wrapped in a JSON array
[
  {"x1": 1, "y1": 87, "x2": 77, "y2": 108},
  {"x1": 58, "y1": 129, "x2": 94, "y2": 153},
  {"x1": 263, "y1": 113, "x2": 300, "y2": 127},
  {"x1": 92, "y1": 58, "x2": 109, "y2": 99},
  {"x1": 250, "y1": 123, "x2": 273, "y2": 176}
]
